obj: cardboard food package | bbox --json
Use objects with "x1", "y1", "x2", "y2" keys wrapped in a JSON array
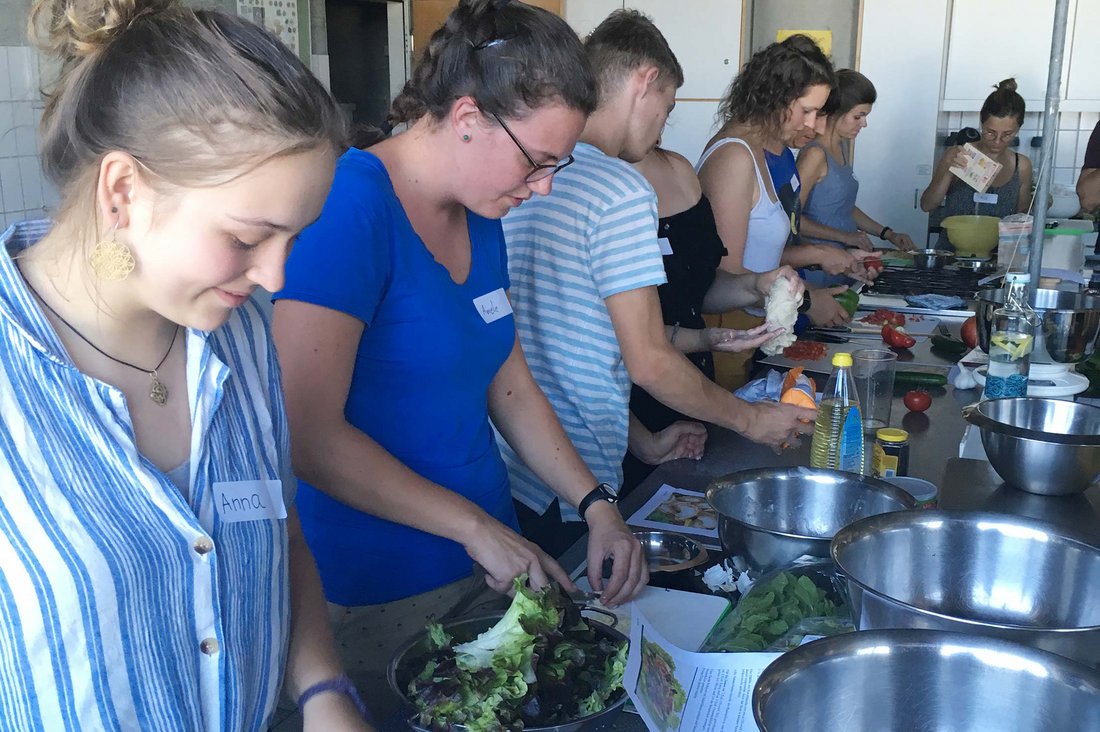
[{"x1": 949, "y1": 143, "x2": 1003, "y2": 193}]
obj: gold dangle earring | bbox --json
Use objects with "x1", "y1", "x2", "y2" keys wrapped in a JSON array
[{"x1": 89, "y1": 210, "x2": 135, "y2": 281}]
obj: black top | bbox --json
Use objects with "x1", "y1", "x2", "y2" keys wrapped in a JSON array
[{"x1": 630, "y1": 194, "x2": 727, "y2": 434}]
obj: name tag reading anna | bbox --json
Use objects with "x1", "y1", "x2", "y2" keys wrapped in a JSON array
[
  {"x1": 213, "y1": 480, "x2": 287, "y2": 523},
  {"x1": 473, "y1": 288, "x2": 513, "y2": 324}
]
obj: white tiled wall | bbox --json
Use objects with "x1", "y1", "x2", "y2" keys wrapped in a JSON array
[
  {"x1": 937, "y1": 110, "x2": 1100, "y2": 192},
  {"x1": 0, "y1": 45, "x2": 58, "y2": 231}
]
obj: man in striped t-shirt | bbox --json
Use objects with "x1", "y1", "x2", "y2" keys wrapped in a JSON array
[{"x1": 501, "y1": 10, "x2": 816, "y2": 554}]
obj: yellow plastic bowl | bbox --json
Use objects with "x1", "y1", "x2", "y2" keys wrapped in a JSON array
[{"x1": 941, "y1": 215, "x2": 1000, "y2": 257}]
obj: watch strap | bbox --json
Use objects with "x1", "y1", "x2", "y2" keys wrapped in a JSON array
[{"x1": 578, "y1": 483, "x2": 617, "y2": 521}]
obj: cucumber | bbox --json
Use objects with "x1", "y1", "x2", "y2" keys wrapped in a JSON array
[
  {"x1": 895, "y1": 371, "x2": 948, "y2": 387},
  {"x1": 930, "y1": 334, "x2": 968, "y2": 354}
]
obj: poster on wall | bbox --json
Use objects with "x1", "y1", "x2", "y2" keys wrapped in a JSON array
[{"x1": 237, "y1": 0, "x2": 300, "y2": 56}]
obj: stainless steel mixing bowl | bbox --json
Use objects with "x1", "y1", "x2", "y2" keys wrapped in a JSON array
[
  {"x1": 977, "y1": 287, "x2": 1100, "y2": 362},
  {"x1": 753, "y1": 629, "x2": 1100, "y2": 731},
  {"x1": 705, "y1": 467, "x2": 915, "y2": 572},
  {"x1": 963, "y1": 397, "x2": 1100, "y2": 495},
  {"x1": 912, "y1": 248, "x2": 955, "y2": 270},
  {"x1": 831, "y1": 510, "x2": 1100, "y2": 667}
]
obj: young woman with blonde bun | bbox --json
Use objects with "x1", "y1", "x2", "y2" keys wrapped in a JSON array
[{"x1": 1, "y1": 0, "x2": 369, "y2": 728}]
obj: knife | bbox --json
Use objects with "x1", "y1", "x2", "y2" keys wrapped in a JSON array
[{"x1": 802, "y1": 330, "x2": 850, "y2": 343}]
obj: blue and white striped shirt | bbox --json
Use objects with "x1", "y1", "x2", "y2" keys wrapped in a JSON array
[
  {"x1": 501, "y1": 143, "x2": 667, "y2": 520},
  {"x1": 0, "y1": 221, "x2": 295, "y2": 731}
]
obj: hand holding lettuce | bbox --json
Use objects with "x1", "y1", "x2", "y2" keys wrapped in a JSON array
[{"x1": 408, "y1": 576, "x2": 627, "y2": 731}]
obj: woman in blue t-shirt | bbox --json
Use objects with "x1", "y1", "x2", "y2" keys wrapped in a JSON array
[{"x1": 272, "y1": 1, "x2": 648, "y2": 718}]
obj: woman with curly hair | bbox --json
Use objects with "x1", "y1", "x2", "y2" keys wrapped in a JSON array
[{"x1": 697, "y1": 35, "x2": 866, "y2": 384}]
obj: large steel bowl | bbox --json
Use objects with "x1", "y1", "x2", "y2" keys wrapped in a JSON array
[
  {"x1": 963, "y1": 397, "x2": 1100, "y2": 495},
  {"x1": 388, "y1": 614, "x2": 628, "y2": 732},
  {"x1": 912, "y1": 248, "x2": 955, "y2": 270},
  {"x1": 831, "y1": 510, "x2": 1100, "y2": 667},
  {"x1": 977, "y1": 287, "x2": 1100, "y2": 363},
  {"x1": 753, "y1": 629, "x2": 1100, "y2": 731},
  {"x1": 705, "y1": 467, "x2": 915, "y2": 572}
]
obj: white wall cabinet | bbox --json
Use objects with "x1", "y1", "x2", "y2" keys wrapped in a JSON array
[
  {"x1": 632, "y1": 0, "x2": 741, "y2": 101},
  {"x1": 563, "y1": 0, "x2": 622, "y2": 37},
  {"x1": 1066, "y1": 0, "x2": 1100, "y2": 106},
  {"x1": 941, "y1": 0, "x2": 1056, "y2": 111},
  {"x1": 854, "y1": 0, "x2": 951, "y2": 242}
]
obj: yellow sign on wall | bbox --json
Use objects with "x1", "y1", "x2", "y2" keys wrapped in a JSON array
[{"x1": 776, "y1": 29, "x2": 833, "y2": 58}]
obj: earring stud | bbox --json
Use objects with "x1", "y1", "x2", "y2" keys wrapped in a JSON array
[{"x1": 462, "y1": 134, "x2": 471, "y2": 142}]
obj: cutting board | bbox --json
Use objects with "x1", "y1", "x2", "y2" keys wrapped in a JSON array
[
  {"x1": 759, "y1": 338, "x2": 953, "y2": 374},
  {"x1": 848, "y1": 314, "x2": 941, "y2": 337},
  {"x1": 576, "y1": 578, "x2": 730, "y2": 652}
]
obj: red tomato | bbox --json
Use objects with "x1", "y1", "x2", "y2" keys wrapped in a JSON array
[
  {"x1": 904, "y1": 390, "x2": 932, "y2": 412},
  {"x1": 961, "y1": 316, "x2": 978, "y2": 349},
  {"x1": 864, "y1": 256, "x2": 883, "y2": 271},
  {"x1": 882, "y1": 324, "x2": 917, "y2": 349}
]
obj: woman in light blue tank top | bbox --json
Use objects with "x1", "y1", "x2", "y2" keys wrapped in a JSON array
[{"x1": 798, "y1": 70, "x2": 916, "y2": 286}]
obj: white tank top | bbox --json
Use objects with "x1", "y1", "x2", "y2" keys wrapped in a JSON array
[{"x1": 696, "y1": 137, "x2": 790, "y2": 273}]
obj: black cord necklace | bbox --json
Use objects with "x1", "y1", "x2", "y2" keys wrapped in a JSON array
[{"x1": 21, "y1": 276, "x2": 179, "y2": 406}]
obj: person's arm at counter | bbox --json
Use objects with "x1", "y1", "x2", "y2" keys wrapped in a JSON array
[
  {"x1": 606, "y1": 286, "x2": 816, "y2": 450},
  {"x1": 665, "y1": 322, "x2": 777, "y2": 354},
  {"x1": 627, "y1": 411, "x2": 706, "y2": 465},
  {"x1": 699, "y1": 140, "x2": 756, "y2": 274},
  {"x1": 273, "y1": 300, "x2": 572, "y2": 595},
  {"x1": 488, "y1": 335, "x2": 647, "y2": 605},
  {"x1": 1080, "y1": 169, "x2": 1100, "y2": 213},
  {"x1": 1078, "y1": 124, "x2": 1100, "y2": 213},
  {"x1": 920, "y1": 146, "x2": 967, "y2": 212},
  {"x1": 284, "y1": 509, "x2": 374, "y2": 731},
  {"x1": 852, "y1": 207, "x2": 915, "y2": 251}
]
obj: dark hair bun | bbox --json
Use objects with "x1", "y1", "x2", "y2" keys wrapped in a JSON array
[{"x1": 996, "y1": 78, "x2": 1018, "y2": 93}]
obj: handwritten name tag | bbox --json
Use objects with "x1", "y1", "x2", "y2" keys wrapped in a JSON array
[
  {"x1": 973, "y1": 192, "x2": 999, "y2": 205},
  {"x1": 472, "y1": 288, "x2": 513, "y2": 324},
  {"x1": 658, "y1": 237, "x2": 674, "y2": 256},
  {"x1": 213, "y1": 480, "x2": 287, "y2": 523}
]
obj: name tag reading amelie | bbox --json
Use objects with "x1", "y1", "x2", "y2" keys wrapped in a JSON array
[
  {"x1": 213, "y1": 480, "x2": 287, "y2": 523},
  {"x1": 473, "y1": 288, "x2": 513, "y2": 324}
]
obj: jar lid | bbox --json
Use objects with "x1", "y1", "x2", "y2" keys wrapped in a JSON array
[{"x1": 876, "y1": 428, "x2": 909, "y2": 443}]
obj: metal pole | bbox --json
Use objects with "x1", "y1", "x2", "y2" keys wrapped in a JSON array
[{"x1": 1028, "y1": 0, "x2": 1072, "y2": 285}]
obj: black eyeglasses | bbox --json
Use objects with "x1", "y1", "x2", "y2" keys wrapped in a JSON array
[{"x1": 491, "y1": 112, "x2": 574, "y2": 183}]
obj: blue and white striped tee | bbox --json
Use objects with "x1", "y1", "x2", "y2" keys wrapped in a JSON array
[
  {"x1": 500, "y1": 143, "x2": 667, "y2": 520},
  {"x1": 0, "y1": 221, "x2": 295, "y2": 730}
]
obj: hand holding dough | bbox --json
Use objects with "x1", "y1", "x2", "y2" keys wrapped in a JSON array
[{"x1": 760, "y1": 277, "x2": 802, "y2": 356}]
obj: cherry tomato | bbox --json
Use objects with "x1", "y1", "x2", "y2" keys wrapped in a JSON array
[{"x1": 904, "y1": 390, "x2": 932, "y2": 412}]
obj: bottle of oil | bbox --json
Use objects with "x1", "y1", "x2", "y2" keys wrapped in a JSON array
[{"x1": 809, "y1": 352, "x2": 864, "y2": 473}]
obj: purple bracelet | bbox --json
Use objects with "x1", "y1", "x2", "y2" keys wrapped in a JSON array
[{"x1": 297, "y1": 675, "x2": 372, "y2": 723}]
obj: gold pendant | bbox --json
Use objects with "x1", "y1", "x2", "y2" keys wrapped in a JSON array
[{"x1": 150, "y1": 374, "x2": 169, "y2": 405}]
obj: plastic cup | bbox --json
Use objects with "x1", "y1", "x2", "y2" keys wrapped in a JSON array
[{"x1": 852, "y1": 348, "x2": 897, "y2": 434}]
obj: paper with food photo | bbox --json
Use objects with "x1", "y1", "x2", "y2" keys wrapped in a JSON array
[
  {"x1": 625, "y1": 605, "x2": 781, "y2": 732},
  {"x1": 628, "y1": 484, "x2": 719, "y2": 541}
]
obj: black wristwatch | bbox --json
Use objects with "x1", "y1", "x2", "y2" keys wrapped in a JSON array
[
  {"x1": 578, "y1": 483, "x2": 618, "y2": 521},
  {"x1": 798, "y1": 290, "x2": 812, "y2": 314}
]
